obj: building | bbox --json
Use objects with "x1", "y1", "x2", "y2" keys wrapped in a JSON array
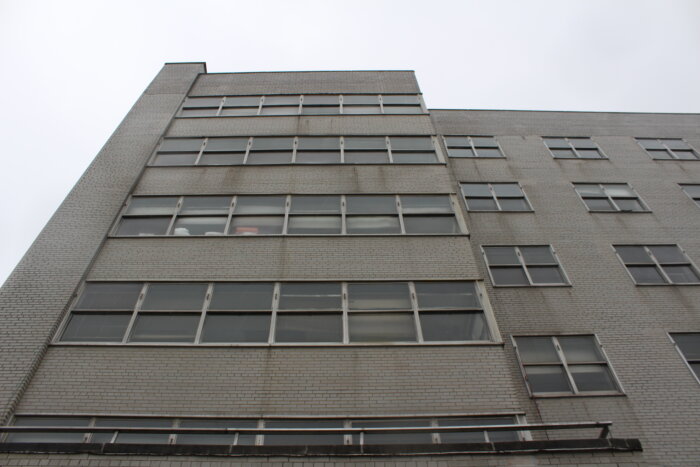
[{"x1": 0, "y1": 62, "x2": 699, "y2": 466}]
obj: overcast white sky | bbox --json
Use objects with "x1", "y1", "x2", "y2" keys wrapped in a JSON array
[{"x1": 0, "y1": 0, "x2": 699, "y2": 286}]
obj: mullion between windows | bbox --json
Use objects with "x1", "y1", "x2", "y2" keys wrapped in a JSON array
[
  {"x1": 643, "y1": 246, "x2": 674, "y2": 284},
  {"x1": 489, "y1": 184, "x2": 504, "y2": 211},
  {"x1": 552, "y1": 336, "x2": 581, "y2": 394},
  {"x1": 268, "y1": 283, "x2": 281, "y2": 344},
  {"x1": 513, "y1": 247, "x2": 536, "y2": 286},
  {"x1": 214, "y1": 97, "x2": 225, "y2": 116},
  {"x1": 193, "y1": 284, "x2": 214, "y2": 344},
  {"x1": 192, "y1": 138, "x2": 207, "y2": 165},
  {"x1": 163, "y1": 196, "x2": 184, "y2": 236},
  {"x1": 408, "y1": 282, "x2": 423, "y2": 343},
  {"x1": 121, "y1": 284, "x2": 149, "y2": 344}
]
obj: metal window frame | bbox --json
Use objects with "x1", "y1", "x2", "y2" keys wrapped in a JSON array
[
  {"x1": 679, "y1": 184, "x2": 700, "y2": 207},
  {"x1": 481, "y1": 245, "x2": 571, "y2": 287},
  {"x1": 572, "y1": 182, "x2": 650, "y2": 213},
  {"x1": 543, "y1": 136, "x2": 608, "y2": 160},
  {"x1": 636, "y1": 137, "x2": 700, "y2": 161},
  {"x1": 668, "y1": 332, "x2": 700, "y2": 385},
  {"x1": 460, "y1": 182, "x2": 534, "y2": 212},
  {"x1": 612, "y1": 244, "x2": 700, "y2": 286},
  {"x1": 442, "y1": 135, "x2": 505, "y2": 159}
]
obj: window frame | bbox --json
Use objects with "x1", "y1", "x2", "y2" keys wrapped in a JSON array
[
  {"x1": 460, "y1": 182, "x2": 534, "y2": 212},
  {"x1": 442, "y1": 135, "x2": 505, "y2": 159},
  {"x1": 612, "y1": 244, "x2": 700, "y2": 286},
  {"x1": 572, "y1": 182, "x2": 650, "y2": 213},
  {"x1": 636, "y1": 138, "x2": 700, "y2": 161},
  {"x1": 668, "y1": 332, "x2": 700, "y2": 385},
  {"x1": 680, "y1": 184, "x2": 700, "y2": 208},
  {"x1": 542, "y1": 137, "x2": 608, "y2": 160},
  {"x1": 55, "y1": 280, "x2": 502, "y2": 347},
  {"x1": 512, "y1": 334, "x2": 624, "y2": 398},
  {"x1": 481, "y1": 245, "x2": 571, "y2": 287}
]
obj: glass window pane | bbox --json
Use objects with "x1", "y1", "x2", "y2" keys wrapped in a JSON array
[
  {"x1": 287, "y1": 216, "x2": 341, "y2": 234},
  {"x1": 382, "y1": 95, "x2": 421, "y2": 105},
  {"x1": 420, "y1": 312, "x2": 489, "y2": 341},
  {"x1": 389, "y1": 136, "x2": 433, "y2": 151},
  {"x1": 414, "y1": 281, "x2": 479, "y2": 309},
  {"x1": 181, "y1": 108, "x2": 219, "y2": 117},
  {"x1": 129, "y1": 314, "x2": 199, "y2": 343},
  {"x1": 209, "y1": 283, "x2": 274, "y2": 310},
  {"x1": 205, "y1": 138, "x2": 248, "y2": 152},
  {"x1": 474, "y1": 148, "x2": 503, "y2": 158},
  {"x1": 219, "y1": 107, "x2": 258, "y2": 116},
  {"x1": 222, "y1": 96, "x2": 260, "y2": 107},
  {"x1": 673, "y1": 150, "x2": 699, "y2": 160},
  {"x1": 152, "y1": 153, "x2": 198, "y2": 166},
  {"x1": 577, "y1": 149, "x2": 603, "y2": 159},
  {"x1": 524, "y1": 366, "x2": 571, "y2": 393},
  {"x1": 584, "y1": 198, "x2": 615, "y2": 211},
  {"x1": 447, "y1": 148, "x2": 475, "y2": 158},
  {"x1": 116, "y1": 217, "x2": 171, "y2": 236},
  {"x1": 649, "y1": 245, "x2": 688, "y2": 263},
  {"x1": 681, "y1": 185, "x2": 700, "y2": 197},
  {"x1": 471, "y1": 137, "x2": 498, "y2": 147},
  {"x1": 528, "y1": 266, "x2": 566, "y2": 284},
  {"x1": 614, "y1": 198, "x2": 644, "y2": 211},
  {"x1": 663, "y1": 139, "x2": 691, "y2": 150},
  {"x1": 295, "y1": 151, "x2": 341, "y2": 163},
  {"x1": 637, "y1": 139, "x2": 664, "y2": 149},
  {"x1": 615, "y1": 246, "x2": 653, "y2": 264},
  {"x1": 551, "y1": 149, "x2": 576, "y2": 158},
  {"x1": 264, "y1": 96, "x2": 300, "y2": 106},
  {"x1": 570, "y1": 138, "x2": 597, "y2": 149},
  {"x1": 141, "y1": 283, "x2": 208, "y2": 311},
  {"x1": 461, "y1": 184, "x2": 491, "y2": 197},
  {"x1": 445, "y1": 136, "x2": 470, "y2": 147},
  {"x1": 574, "y1": 184, "x2": 605, "y2": 196},
  {"x1": 439, "y1": 417, "x2": 517, "y2": 444},
  {"x1": 348, "y1": 313, "x2": 416, "y2": 342},
  {"x1": 177, "y1": 419, "x2": 257, "y2": 445},
  {"x1": 343, "y1": 137, "x2": 386, "y2": 150},
  {"x1": 172, "y1": 217, "x2": 227, "y2": 236},
  {"x1": 569, "y1": 365, "x2": 617, "y2": 392},
  {"x1": 544, "y1": 138, "x2": 569, "y2": 148},
  {"x1": 251, "y1": 137, "x2": 294, "y2": 151},
  {"x1": 662, "y1": 265, "x2": 700, "y2": 284},
  {"x1": 391, "y1": 152, "x2": 438, "y2": 163},
  {"x1": 347, "y1": 283, "x2": 411, "y2": 310},
  {"x1": 466, "y1": 198, "x2": 498, "y2": 211},
  {"x1": 346, "y1": 196, "x2": 396, "y2": 214},
  {"x1": 401, "y1": 195, "x2": 452, "y2": 213},
  {"x1": 383, "y1": 105, "x2": 422, "y2": 114},
  {"x1": 346, "y1": 216, "x2": 400, "y2": 234},
  {"x1": 229, "y1": 216, "x2": 284, "y2": 235},
  {"x1": 519, "y1": 246, "x2": 556, "y2": 264},
  {"x1": 297, "y1": 137, "x2": 340, "y2": 150},
  {"x1": 673, "y1": 334, "x2": 700, "y2": 360},
  {"x1": 403, "y1": 216, "x2": 459, "y2": 234},
  {"x1": 278, "y1": 283, "x2": 342, "y2": 310},
  {"x1": 74, "y1": 282, "x2": 142, "y2": 310},
  {"x1": 352, "y1": 419, "x2": 431, "y2": 445},
  {"x1": 490, "y1": 267, "x2": 529, "y2": 286},
  {"x1": 184, "y1": 97, "x2": 222, "y2": 108},
  {"x1": 303, "y1": 95, "x2": 339, "y2": 105},
  {"x1": 247, "y1": 152, "x2": 292, "y2": 164},
  {"x1": 125, "y1": 197, "x2": 180, "y2": 216},
  {"x1": 342, "y1": 105, "x2": 381, "y2": 114},
  {"x1": 342, "y1": 95, "x2": 379, "y2": 105},
  {"x1": 498, "y1": 198, "x2": 531, "y2": 211},
  {"x1": 301, "y1": 106, "x2": 339, "y2": 115},
  {"x1": 264, "y1": 420, "x2": 344, "y2": 446},
  {"x1": 61, "y1": 313, "x2": 131, "y2": 342},
  {"x1": 648, "y1": 149, "x2": 672, "y2": 159},
  {"x1": 7, "y1": 417, "x2": 91, "y2": 443},
  {"x1": 199, "y1": 153, "x2": 245, "y2": 165},
  {"x1": 180, "y1": 197, "x2": 231, "y2": 215},
  {"x1": 516, "y1": 337, "x2": 559, "y2": 364},
  {"x1": 92, "y1": 418, "x2": 172, "y2": 444},
  {"x1": 275, "y1": 313, "x2": 343, "y2": 343},
  {"x1": 603, "y1": 184, "x2": 635, "y2": 197},
  {"x1": 234, "y1": 196, "x2": 286, "y2": 214},
  {"x1": 483, "y1": 247, "x2": 519, "y2": 265},
  {"x1": 200, "y1": 313, "x2": 270, "y2": 343},
  {"x1": 260, "y1": 106, "x2": 298, "y2": 116},
  {"x1": 628, "y1": 266, "x2": 666, "y2": 284},
  {"x1": 492, "y1": 184, "x2": 523, "y2": 197},
  {"x1": 290, "y1": 196, "x2": 341, "y2": 214},
  {"x1": 344, "y1": 151, "x2": 389, "y2": 163},
  {"x1": 558, "y1": 336, "x2": 604, "y2": 362},
  {"x1": 159, "y1": 138, "x2": 203, "y2": 152}
]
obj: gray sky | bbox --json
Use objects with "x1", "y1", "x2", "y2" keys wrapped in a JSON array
[{"x1": 1, "y1": 0, "x2": 699, "y2": 286}]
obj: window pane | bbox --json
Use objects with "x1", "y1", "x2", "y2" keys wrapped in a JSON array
[
  {"x1": 445, "y1": 136, "x2": 470, "y2": 147},
  {"x1": 490, "y1": 267, "x2": 529, "y2": 285},
  {"x1": 389, "y1": 136, "x2": 433, "y2": 151},
  {"x1": 391, "y1": 152, "x2": 438, "y2": 163},
  {"x1": 492, "y1": 184, "x2": 523, "y2": 197},
  {"x1": 498, "y1": 198, "x2": 531, "y2": 211},
  {"x1": 275, "y1": 313, "x2": 343, "y2": 343},
  {"x1": 303, "y1": 95, "x2": 339, "y2": 105},
  {"x1": 569, "y1": 365, "x2": 617, "y2": 392},
  {"x1": 664, "y1": 139, "x2": 691, "y2": 150},
  {"x1": 287, "y1": 216, "x2": 341, "y2": 234},
  {"x1": 382, "y1": 95, "x2": 421, "y2": 105},
  {"x1": 184, "y1": 97, "x2": 222, "y2": 108},
  {"x1": 483, "y1": 247, "x2": 519, "y2": 265},
  {"x1": 129, "y1": 314, "x2": 199, "y2": 343},
  {"x1": 346, "y1": 216, "x2": 401, "y2": 234},
  {"x1": 465, "y1": 198, "x2": 498, "y2": 211},
  {"x1": 152, "y1": 153, "x2": 198, "y2": 166},
  {"x1": 126, "y1": 196, "x2": 179, "y2": 216},
  {"x1": 92, "y1": 418, "x2": 172, "y2": 444},
  {"x1": 615, "y1": 246, "x2": 653, "y2": 264},
  {"x1": 420, "y1": 312, "x2": 489, "y2": 341},
  {"x1": 614, "y1": 198, "x2": 644, "y2": 211},
  {"x1": 516, "y1": 337, "x2": 559, "y2": 364},
  {"x1": 474, "y1": 148, "x2": 503, "y2": 158},
  {"x1": 574, "y1": 184, "x2": 605, "y2": 196},
  {"x1": 278, "y1": 283, "x2": 342, "y2": 310},
  {"x1": 347, "y1": 283, "x2": 411, "y2": 310},
  {"x1": 551, "y1": 149, "x2": 575, "y2": 158},
  {"x1": 263, "y1": 420, "x2": 344, "y2": 446},
  {"x1": 7, "y1": 417, "x2": 91, "y2": 443},
  {"x1": 470, "y1": 137, "x2": 498, "y2": 147},
  {"x1": 343, "y1": 137, "x2": 386, "y2": 150},
  {"x1": 401, "y1": 195, "x2": 452, "y2": 213},
  {"x1": 222, "y1": 96, "x2": 260, "y2": 107},
  {"x1": 648, "y1": 149, "x2": 672, "y2": 159},
  {"x1": 200, "y1": 313, "x2": 270, "y2": 343},
  {"x1": 342, "y1": 105, "x2": 381, "y2": 114},
  {"x1": 524, "y1": 366, "x2": 571, "y2": 393},
  {"x1": 141, "y1": 283, "x2": 208, "y2": 311},
  {"x1": 637, "y1": 139, "x2": 664, "y2": 150},
  {"x1": 662, "y1": 265, "x2": 700, "y2": 284},
  {"x1": 177, "y1": 419, "x2": 257, "y2": 445},
  {"x1": 461, "y1": 184, "x2": 491, "y2": 197},
  {"x1": 180, "y1": 108, "x2": 218, "y2": 117},
  {"x1": 199, "y1": 153, "x2": 245, "y2": 165},
  {"x1": 297, "y1": 137, "x2": 340, "y2": 150},
  {"x1": 295, "y1": 151, "x2": 341, "y2": 163},
  {"x1": 264, "y1": 96, "x2": 300, "y2": 106},
  {"x1": 346, "y1": 195, "x2": 396, "y2": 214},
  {"x1": 648, "y1": 245, "x2": 688, "y2": 263},
  {"x1": 247, "y1": 152, "x2": 292, "y2": 164},
  {"x1": 349, "y1": 313, "x2": 416, "y2": 342},
  {"x1": 577, "y1": 149, "x2": 603, "y2": 159},
  {"x1": 674, "y1": 150, "x2": 699, "y2": 160},
  {"x1": 116, "y1": 217, "x2": 171, "y2": 236},
  {"x1": 234, "y1": 196, "x2": 286, "y2": 214},
  {"x1": 290, "y1": 196, "x2": 341, "y2": 214},
  {"x1": 681, "y1": 185, "x2": 700, "y2": 197},
  {"x1": 584, "y1": 198, "x2": 615, "y2": 211},
  {"x1": 205, "y1": 137, "x2": 248, "y2": 152},
  {"x1": 628, "y1": 266, "x2": 666, "y2": 284},
  {"x1": 343, "y1": 95, "x2": 379, "y2": 105},
  {"x1": 74, "y1": 282, "x2": 142, "y2": 310},
  {"x1": 219, "y1": 107, "x2": 258, "y2": 116},
  {"x1": 302, "y1": 106, "x2": 339, "y2": 115},
  {"x1": 230, "y1": 216, "x2": 284, "y2": 235},
  {"x1": 544, "y1": 138, "x2": 569, "y2": 148},
  {"x1": 159, "y1": 138, "x2": 203, "y2": 152},
  {"x1": 414, "y1": 281, "x2": 479, "y2": 309},
  {"x1": 403, "y1": 216, "x2": 459, "y2": 234},
  {"x1": 447, "y1": 148, "x2": 475, "y2": 158},
  {"x1": 352, "y1": 419, "x2": 431, "y2": 445},
  {"x1": 209, "y1": 283, "x2": 274, "y2": 310},
  {"x1": 570, "y1": 138, "x2": 597, "y2": 149},
  {"x1": 439, "y1": 417, "x2": 517, "y2": 443},
  {"x1": 558, "y1": 336, "x2": 604, "y2": 362},
  {"x1": 528, "y1": 266, "x2": 566, "y2": 284},
  {"x1": 383, "y1": 105, "x2": 422, "y2": 114},
  {"x1": 673, "y1": 334, "x2": 700, "y2": 360},
  {"x1": 260, "y1": 106, "x2": 298, "y2": 115},
  {"x1": 172, "y1": 217, "x2": 227, "y2": 236},
  {"x1": 61, "y1": 313, "x2": 131, "y2": 342},
  {"x1": 344, "y1": 151, "x2": 389, "y2": 163},
  {"x1": 604, "y1": 184, "x2": 635, "y2": 197},
  {"x1": 180, "y1": 197, "x2": 231, "y2": 215},
  {"x1": 251, "y1": 137, "x2": 294, "y2": 150}
]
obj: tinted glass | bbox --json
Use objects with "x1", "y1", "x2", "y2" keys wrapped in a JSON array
[
  {"x1": 177, "y1": 419, "x2": 257, "y2": 445},
  {"x1": 229, "y1": 216, "x2": 284, "y2": 235},
  {"x1": 649, "y1": 245, "x2": 687, "y2": 263},
  {"x1": 275, "y1": 313, "x2": 343, "y2": 343},
  {"x1": 74, "y1": 282, "x2": 142, "y2": 310},
  {"x1": 179, "y1": 197, "x2": 231, "y2": 215},
  {"x1": 544, "y1": 138, "x2": 569, "y2": 148},
  {"x1": 414, "y1": 281, "x2": 479, "y2": 309},
  {"x1": 92, "y1": 418, "x2": 172, "y2": 444},
  {"x1": 420, "y1": 312, "x2": 489, "y2": 341},
  {"x1": 234, "y1": 196, "x2": 286, "y2": 214},
  {"x1": 290, "y1": 196, "x2": 341, "y2": 214},
  {"x1": 7, "y1": 417, "x2": 91, "y2": 443},
  {"x1": 525, "y1": 366, "x2": 571, "y2": 393},
  {"x1": 352, "y1": 419, "x2": 431, "y2": 445},
  {"x1": 172, "y1": 217, "x2": 227, "y2": 236},
  {"x1": 569, "y1": 365, "x2": 617, "y2": 392},
  {"x1": 200, "y1": 313, "x2": 270, "y2": 343},
  {"x1": 278, "y1": 283, "x2": 342, "y2": 310},
  {"x1": 558, "y1": 336, "x2": 604, "y2": 362},
  {"x1": 116, "y1": 217, "x2": 171, "y2": 236},
  {"x1": 528, "y1": 266, "x2": 566, "y2": 284},
  {"x1": 159, "y1": 138, "x2": 203, "y2": 152},
  {"x1": 346, "y1": 216, "x2": 401, "y2": 234},
  {"x1": 204, "y1": 137, "x2": 248, "y2": 152},
  {"x1": 61, "y1": 313, "x2": 131, "y2": 342},
  {"x1": 346, "y1": 196, "x2": 396, "y2": 214},
  {"x1": 347, "y1": 283, "x2": 411, "y2": 310},
  {"x1": 615, "y1": 246, "x2": 653, "y2": 264},
  {"x1": 628, "y1": 266, "x2": 666, "y2": 284},
  {"x1": 648, "y1": 149, "x2": 672, "y2": 159},
  {"x1": 403, "y1": 216, "x2": 459, "y2": 234},
  {"x1": 126, "y1": 197, "x2": 179, "y2": 216},
  {"x1": 348, "y1": 313, "x2": 417, "y2": 342},
  {"x1": 152, "y1": 153, "x2": 198, "y2": 166},
  {"x1": 209, "y1": 283, "x2": 274, "y2": 310},
  {"x1": 490, "y1": 267, "x2": 529, "y2": 285},
  {"x1": 401, "y1": 195, "x2": 452, "y2": 213},
  {"x1": 520, "y1": 246, "x2": 556, "y2": 264},
  {"x1": 287, "y1": 216, "x2": 341, "y2": 234},
  {"x1": 516, "y1": 337, "x2": 559, "y2": 364},
  {"x1": 129, "y1": 314, "x2": 199, "y2": 343},
  {"x1": 483, "y1": 247, "x2": 519, "y2": 265},
  {"x1": 263, "y1": 420, "x2": 344, "y2": 445},
  {"x1": 141, "y1": 283, "x2": 208, "y2": 311},
  {"x1": 673, "y1": 333, "x2": 700, "y2": 359},
  {"x1": 662, "y1": 265, "x2": 700, "y2": 283}
]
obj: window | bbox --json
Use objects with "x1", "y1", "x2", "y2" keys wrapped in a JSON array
[
  {"x1": 613, "y1": 245, "x2": 700, "y2": 285},
  {"x1": 443, "y1": 136, "x2": 504, "y2": 158},
  {"x1": 543, "y1": 137, "x2": 606, "y2": 159},
  {"x1": 513, "y1": 335, "x2": 621, "y2": 396},
  {"x1": 482, "y1": 246, "x2": 569, "y2": 286},
  {"x1": 680, "y1": 184, "x2": 700, "y2": 207},
  {"x1": 460, "y1": 183, "x2": 533, "y2": 211},
  {"x1": 573, "y1": 183, "x2": 649, "y2": 212},
  {"x1": 669, "y1": 333, "x2": 700, "y2": 382},
  {"x1": 636, "y1": 138, "x2": 699, "y2": 160},
  {"x1": 115, "y1": 194, "x2": 462, "y2": 236},
  {"x1": 179, "y1": 94, "x2": 425, "y2": 117},
  {"x1": 150, "y1": 136, "x2": 441, "y2": 166},
  {"x1": 58, "y1": 281, "x2": 496, "y2": 345}
]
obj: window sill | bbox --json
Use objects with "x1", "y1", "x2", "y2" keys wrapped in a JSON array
[
  {"x1": 491, "y1": 284, "x2": 572, "y2": 288},
  {"x1": 633, "y1": 282, "x2": 700, "y2": 286},
  {"x1": 108, "y1": 233, "x2": 470, "y2": 239},
  {"x1": 146, "y1": 162, "x2": 448, "y2": 167},
  {"x1": 52, "y1": 341, "x2": 505, "y2": 348},
  {"x1": 530, "y1": 391, "x2": 625, "y2": 399},
  {"x1": 174, "y1": 113, "x2": 430, "y2": 119}
]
